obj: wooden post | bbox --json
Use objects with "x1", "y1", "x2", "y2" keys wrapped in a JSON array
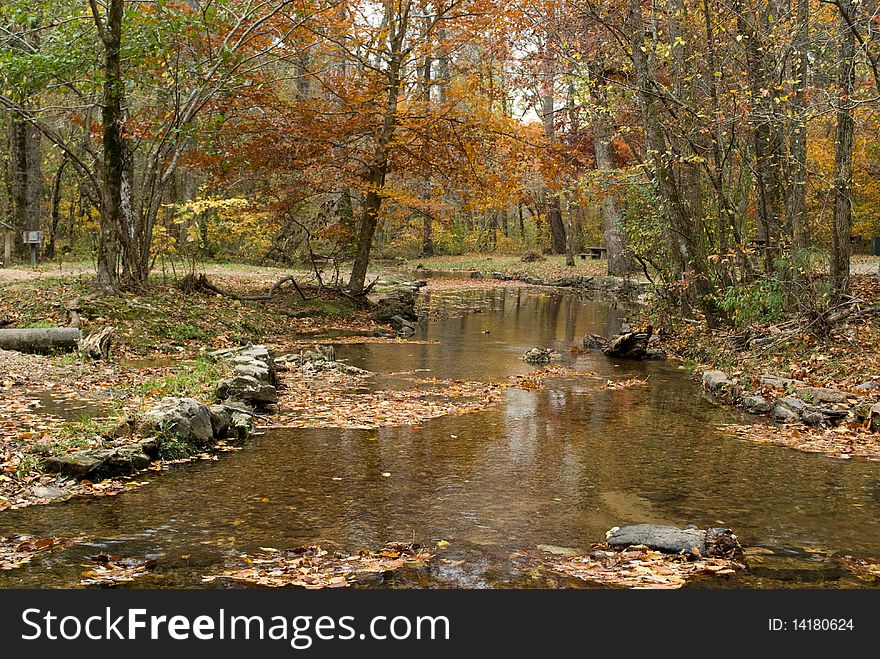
[{"x1": 3, "y1": 231, "x2": 10, "y2": 268}]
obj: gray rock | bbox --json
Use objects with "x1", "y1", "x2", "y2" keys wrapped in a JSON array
[
  {"x1": 230, "y1": 411, "x2": 253, "y2": 440},
  {"x1": 138, "y1": 437, "x2": 160, "y2": 458},
  {"x1": 871, "y1": 403, "x2": 880, "y2": 433},
  {"x1": 469, "y1": 271, "x2": 483, "y2": 279},
  {"x1": 139, "y1": 397, "x2": 214, "y2": 447},
  {"x1": 43, "y1": 446, "x2": 151, "y2": 480},
  {"x1": 523, "y1": 347, "x2": 561, "y2": 363},
  {"x1": 794, "y1": 387, "x2": 852, "y2": 405},
  {"x1": 606, "y1": 524, "x2": 740, "y2": 558},
  {"x1": 702, "y1": 370, "x2": 733, "y2": 392},
  {"x1": 208, "y1": 404, "x2": 232, "y2": 438},
  {"x1": 773, "y1": 397, "x2": 806, "y2": 422},
  {"x1": 854, "y1": 380, "x2": 879, "y2": 392},
  {"x1": 215, "y1": 375, "x2": 278, "y2": 406},
  {"x1": 31, "y1": 485, "x2": 65, "y2": 500},
  {"x1": 398, "y1": 325, "x2": 415, "y2": 338},
  {"x1": 390, "y1": 315, "x2": 416, "y2": 332},
  {"x1": 760, "y1": 375, "x2": 804, "y2": 390},
  {"x1": 743, "y1": 395, "x2": 772, "y2": 414},
  {"x1": 606, "y1": 524, "x2": 708, "y2": 556},
  {"x1": 234, "y1": 363, "x2": 271, "y2": 382}
]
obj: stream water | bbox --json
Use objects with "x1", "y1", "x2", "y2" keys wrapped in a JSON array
[{"x1": 3, "y1": 286, "x2": 880, "y2": 588}]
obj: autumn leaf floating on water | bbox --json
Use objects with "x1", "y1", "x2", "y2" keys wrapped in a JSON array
[
  {"x1": 721, "y1": 423, "x2": 880, "y2": 461},
  {"x1": 80, "y1": 553, "x2": 161, "y2": 587},
  {"x1": 204, "y1": 542, "x2": 434, "y2": 589},
  {"x1": 602, "y1": 378, "x2": 648, "y2": 391},
  {"x1": 1, "y1": 535, "x2": 82, "y2": 570},
  {"x1": 840, "y1": 556, "x2": 880, "y2": 582},
  {"x1": 523, "y1": 544, "x2": 742, "y2": 589}
]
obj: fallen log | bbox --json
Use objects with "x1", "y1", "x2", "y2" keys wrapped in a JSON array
[{"x1": 0, "y1": 327, "x2": 82, "y2": 353}]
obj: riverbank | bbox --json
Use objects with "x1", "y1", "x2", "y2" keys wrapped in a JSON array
[{"x1": 648, "y1": 273, "x2": 880, "y2": 460}]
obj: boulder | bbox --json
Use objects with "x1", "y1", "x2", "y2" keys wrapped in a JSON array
[
  {"x1": 871, "y1": 403, "x2": 880, "y2": 433},
  {"x1": 743, "y1": 395, "x2": 772, "y2": 414},
  {"x1": 208, "y1": 404, "x2": 232, "y2": 438},
  {"x1": 374, "y1": 288, "x2": 418, "y2": 323},
  {"x1": 772, "y1": 397, "x2": 806, "y2": 422},
  {"x1": 44, "y1": 446, "x2": 151, "y2": 480},
  {"x1": 605, "y1": 524, "x2": 740, "y2": 558},
  {"x1": 760, "y1": 375, "x2": 804, "y2": 391},
  {"x1": 523, "y1": 347, "x2": 561, "y2": 363},
  {"x1": 794, "y1": 387, "x2": 852, "y2": 405},
  {"x1": 138, "y1": 397, "x2": 214, "y2": 447},
  {"x1": 215, "y1": 375, "x2": 278, "y2": 406},
  {"x1": 702, "y1": 370, "x2": 733, "y2": 393},
  {"x1": 854, "y1": 380, "x2": 879, "y2": 393},
  {"x1": 233, "y1": 363, "x2": 271, "y2": 383}
]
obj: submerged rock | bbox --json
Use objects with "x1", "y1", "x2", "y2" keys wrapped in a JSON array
[{"x1": 605, "y1": 524, "x2": 740, "y2": 558}]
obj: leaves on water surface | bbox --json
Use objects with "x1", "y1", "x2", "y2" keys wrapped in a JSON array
[
  {"x1": 1, "y1": 535, "x2": 82, "y2": 570},
  {"x1": 80, "y1": 553, "x2": 161, "y2": 587},
  {"x1": 840, "y1": 556, "x2": 880, "y2": 582},
  {"x1": 521, "y1": 543, "x2": 743, "y2": 589},
  {"x1": 721, "y1": 423, "x2": 880, "y2": 461},
  {"x1": 601, "y1": 378, "x2": 648, "y2": 391},
  {"x1": 204, "y1": 542, "x2": 434, "y2": 589}
]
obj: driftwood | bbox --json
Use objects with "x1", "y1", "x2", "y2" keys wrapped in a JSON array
[
  {"x1": 185, "y1": 273, "x2": 308, "y2": 302},
  {"x1": 0, "y1": 327, "x2": 82, "y2": 353},
  {"x1": 583, "y1": 326, "x2": 664, "y2": 360},
  {"x1": 79, "y1": 326, "x2": 115, "y2": 360}
]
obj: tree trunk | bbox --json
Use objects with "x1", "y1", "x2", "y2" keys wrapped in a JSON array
[
  {"x1": 830, "y1": 0, "x2": 857, "y2": 298},
  {"x1": 46, "y1": 155, "x2": 69, "y2": 259},
  {"x1": 93, "y1": 0, "x2": 128, "y2": 294},
  {"x1": 541, "y1": 34, "x2": 566, "y2": 254},
  {"x1": 0, "y1": 328, "x2": 82, "y2": 354},
  {"x1": 9, "y1": 115, "x2": 42, "y2": 257},
  {"x1": 786, "y1": 0, "x2": 809, "y2": 250},
  {"x1": 590, "y1": 62, "x2": 631, "y2": 276}
]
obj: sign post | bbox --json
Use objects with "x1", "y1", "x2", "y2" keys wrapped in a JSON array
[{"x1": 22, "y1": 230, "x2": 42, "y2": 266}]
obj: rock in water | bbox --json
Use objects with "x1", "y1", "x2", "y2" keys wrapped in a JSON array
[
  {"x1": 523, "y1": 347, "x2": 561, "y2": 363},
  {"x1": 605, "y1": 524, "x2": 740, "y2": 558}
]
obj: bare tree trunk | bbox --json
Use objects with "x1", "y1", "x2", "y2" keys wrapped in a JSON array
[
  {"x1": 46, "y1": 155, "x2": 69, "y2": 259},
  {"x1": 786, "y1": 0, "x2": 809, "y2": 250},
  {"x1": 541, "y1": 33, "x2": 566, "y2": 254},
  {"x1": 91, "y1": 0, "x2": 127, "y2": 294},
  {"x1": 9, "y1": 116, "x2": 42, "y2": 258},
  {"x1": 831, "y1": 0, "x2": 857, "y2": 298},
  {"x1": 590, "y1": 61, "x2": 631, "y2": 276}
]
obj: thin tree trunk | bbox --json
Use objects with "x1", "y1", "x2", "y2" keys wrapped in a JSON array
[
  {"x1": 786, "y1": 0, "x2": 809, "y2": 250},
  {"x1": 541, "y1": 33, "x2": 566, "y2": 253},
  {"x1": 830, "y1": 0, "x2": 857, "y2": 298}
]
